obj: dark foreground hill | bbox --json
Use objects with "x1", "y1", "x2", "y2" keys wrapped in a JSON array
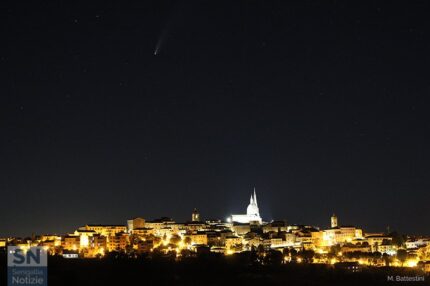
[{"x1": 0, "y1": 252, "x2": 428, "y2": 286}]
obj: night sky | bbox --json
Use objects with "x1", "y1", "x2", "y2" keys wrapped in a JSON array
[{"x1": 1, "y1": 1, "x2": 429, "y2": 237}]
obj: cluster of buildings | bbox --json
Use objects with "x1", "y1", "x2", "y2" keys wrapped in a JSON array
[{"x1": 1, "y1": 190, "x2": 430, "y2": 272}]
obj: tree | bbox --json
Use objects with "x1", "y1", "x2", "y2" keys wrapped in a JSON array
[
  {"x1": 231, "y1": 243, "x2": 243, "y2": 252},
  {"x1": 382, "y1": 253, "x2": 391, "y2": 266},
  {"x1": 249, "y1": 246, "x2": 258, "y2": 264},
  {"x1": 329, "y1": 244, "x2": 341, "y2": 256},
  {"x1": 390, "y1": 231, "x2": 406, "y2": 248},
  {"x1": 257, "y1": 244, "x2": 265, "y2": 257},
  {"x1": 371, "y1": 251, "x2": 381, "y2": 266},
  {"x1": 298, "y1": 250, "x2": 315, "y2": 263},
  {"x1": 169, "y1": 234, "x2": 181, "y2": 245},
  {"x1": 264, "y1": 249, "x2": 283, "y2": 265},
  {"x1": 290, "y1": 248, "x2": 298, "y2": 262},
  {"x1": 180, "y1": 249, "x2": 193, "y2": 258},
  {"x1": 184, "y1": 237, "x2": 192, "y2": 245},
  {"x1": 397, "y1": 249, "x2": 408, "y2": 267}
]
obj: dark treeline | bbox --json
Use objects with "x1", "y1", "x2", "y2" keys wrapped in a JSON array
[{"x1": 0, "y1": 250, "x2": 426, "y2": 286}]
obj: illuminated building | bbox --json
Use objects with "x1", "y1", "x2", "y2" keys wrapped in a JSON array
[
  {"x1": 310, "y1": 230, "x2": 324, "y2": 248},
  {"x1": 262, "y1": 221, "x2": 288, "y2": 233},
  {"x1": 295, "y1": 232, "x2": 313, "y2": 245},
  {"x1": 405, "y1": 238, "x2": 430, "y2": 249},
  {"x1": 192, "y1": 208, "x2": 200, "y2": 222},
  {"x1": 231, "y1": 188, "x2": 262, "y2": 224},
  {"x1": 323, "y1": 226, "x2": 363, "y2": 245},
  {"x1": 377, "y1": 242, "x2": 398, "y2": 255},
  {"x1": 63, "y1": 235, "x2": 80, "y2": 251},
  {"x1": 268, "y1": 237, "x2": 285, "y2": 249},
  {"x1": 93, "y1": 235, "x2": 107, "y2": 250},
  {"x1": 40, "y1": 240, "x2": 57, "y2": 252},
  {"x1": 127, "y1": 217, "x2": 145, "y2": 233},
  {"x1": 284, "y1": 233, "x2": 297, "y2": 246},
  {"x1": 132, "y1": 227, "x2": 156, "y2": 236},
  {"x1": 225, "y1": 235, "x2": 242, "y2": 251},
  {"x1": 219, "y1": 230, "x2": 235, "y2": 242},
  {"x1": 232, "y1": 223, "x2": 251, "y2": 235},
  {"x1": 417, "y1": 244, "x2": 430, "y2": 260},
  {"x1": 74, "y1": 229, "x2": 96, "y2": 248},
  {"x1": 244, "y1": 233, "x2": 262, "y2": 248},
  {"x1": 365, "y1": 235, "x2": 393, "y2": 252},
  {"x1": 188, "y1": 233, "x2": 208, "y2": 245},
  {"x1": 145, "y1": 217, "x2": 176, "y2": 236},
  {"x1": 182, "y1": 221, "x2": 206, "y2": 232},
  {"x1": 340, "y1": 244, "x2": 372, "y2": 253},
  {"x1": 39, "y1": 235, "x2": 62, "y2": 246},
  {"x1": 107, "y1": 233, "x2": 129, "y2": 252},
  {"x1": 82, "y1": 225, "x2": 127, "y2": 237},
  {"x1": 323, "y1": 215, "x2": 363, "y2": 245},
  {"x1": 331, "y1": 214, "x2": 338, "y2": 228}
]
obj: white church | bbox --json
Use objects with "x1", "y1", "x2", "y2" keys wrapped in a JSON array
[{"x1": 230, "y1": 188, "x2": 262, "y2": 224}]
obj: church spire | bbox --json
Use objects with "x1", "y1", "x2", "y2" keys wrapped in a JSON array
[{"x1": 253, "y1": 187, "x2": 258, "y2": 206}]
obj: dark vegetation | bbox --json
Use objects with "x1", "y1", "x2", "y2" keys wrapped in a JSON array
[{"x1": 0, "y1": 250, "x2": 426, "y2": 286}]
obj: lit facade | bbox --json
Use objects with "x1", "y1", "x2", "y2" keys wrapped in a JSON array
[
  {"x1": 331, "y1": 214, "x2": 338, "y2": 228},
  {"x1": 127, "y1": 217, "x2": 145, "y2": 233},
  {"x1": 83, "y1": 225, "x2": 127, "y2": 237},
  {"x1": 231, "y1": 189, "x2": 262, "y2": 224},
  {"x1": 192, "y1": 208, "x2": 200, "y2": 222}
]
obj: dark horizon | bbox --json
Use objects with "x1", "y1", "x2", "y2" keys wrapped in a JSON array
[
  {"x1": 1, "y1": 187, "x2": 427, "y2": 238},
  {"x1": 1, "y1": 1, "x2": 429, "y2": 237}
]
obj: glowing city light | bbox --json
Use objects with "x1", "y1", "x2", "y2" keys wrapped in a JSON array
[{"x1": 405, "y1": 260, "x2": 418, "y2": 268}]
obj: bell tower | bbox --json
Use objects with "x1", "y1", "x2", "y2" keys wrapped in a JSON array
[
  {"x1": 192, "y1": 208, "x2": 200, "y2": 222},
  {"x1": 331, "y1": 213, "x2": 338, "y2": 228}
]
